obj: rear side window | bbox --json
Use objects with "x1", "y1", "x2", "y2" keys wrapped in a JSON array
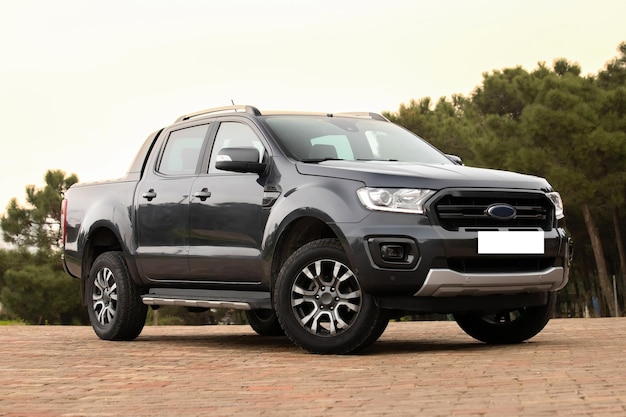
[{"x1": 158, "y1": 124, "x2": 210, "y2": 175}]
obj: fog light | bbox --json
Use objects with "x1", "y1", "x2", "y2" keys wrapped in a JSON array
[{"x1": 380, "y1": 244, "x2": 405, "y2": 261}]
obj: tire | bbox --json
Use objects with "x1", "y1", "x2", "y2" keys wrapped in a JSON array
[
  {"x1": 86, "y1": 251, "x2": 147, "y2": 341},
  {"x1": 453, "y1": 292, "x2": 557, "y2": 344},
  {"x1": 274, "y1": 239, "x2": 388, "y2": 354},
  {"x1": 245, "y1": 309, "x2": 285, "y2": 336}
]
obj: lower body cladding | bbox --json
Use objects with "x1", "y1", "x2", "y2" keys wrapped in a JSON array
[
  {"x1": 375, "y1": 267, "x2": 566, "y2": 314},
  {"x1": 414, "y1": 266, "x2": 567, "y2": 297},
  {"x1": 376, "y1": 292, "x2": 551, "y2": 314}
]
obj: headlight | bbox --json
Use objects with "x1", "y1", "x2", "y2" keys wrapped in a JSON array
[
  {"x1": 547, "y1": 192, "x2": 564, "y2": 220},
  {"x1": 357, "y1": 187, "x2": 435, "y2": 214}
]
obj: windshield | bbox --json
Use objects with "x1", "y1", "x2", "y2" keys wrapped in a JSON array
[{"x1": 261, "y1": 116, "x2": 453, "y2": 164}]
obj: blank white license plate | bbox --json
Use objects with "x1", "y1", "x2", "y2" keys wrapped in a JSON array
[{"x1": 478, "y1": 231, "x2": 545, "y2": 254}]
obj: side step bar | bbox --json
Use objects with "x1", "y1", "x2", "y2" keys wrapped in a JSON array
[{"x1": 142, "y1": 288, "x2": 272, "y2": 310}]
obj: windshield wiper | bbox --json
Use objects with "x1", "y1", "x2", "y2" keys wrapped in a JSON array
[
  {"x1": 300, "y1": 158, "x2": 344, "y2": 163},
  {"x1": 356, "y1": 158, "x2": 399, "y2": 162}
]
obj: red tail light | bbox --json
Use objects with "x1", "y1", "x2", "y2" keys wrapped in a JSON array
[{"x1": 61, "y1": 199, "x2": 68, "y2": 246}]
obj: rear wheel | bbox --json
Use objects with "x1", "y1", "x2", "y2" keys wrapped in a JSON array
[
  {"x1": 274, "y1": 239, "x2": 388, "y2": 354},
  {"x1": 86, "y1": 251, "x2": 147, "y2": 341},
  {"x1": 245, "y1": 309, "x2": 284, "y2": 336},
  {"x1": 454, "y1": 292, "x2": 556, "y2": 344}
]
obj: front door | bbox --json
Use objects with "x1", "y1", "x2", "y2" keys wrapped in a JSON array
[{"x1": 188, "y1": 121, "x2": 269, "y2": 283}]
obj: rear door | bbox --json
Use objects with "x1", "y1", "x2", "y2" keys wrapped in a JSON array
[
  {"x1": 188, "y1": 120, "x2": 269, "y2": 283},
  {"x1": 135, "y1": 123, "x2": 211, "y2": 281}
]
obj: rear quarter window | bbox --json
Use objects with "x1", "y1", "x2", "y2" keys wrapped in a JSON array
[{"x1": 157, "y1": 124, "x2": 209, "y2": 175}]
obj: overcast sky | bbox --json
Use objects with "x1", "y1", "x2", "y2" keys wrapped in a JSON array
[{"x1": 1, "y1": 0, "x2": 625, "y2": 231}]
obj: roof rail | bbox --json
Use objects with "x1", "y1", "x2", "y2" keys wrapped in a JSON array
[
  {"x1": 333, "y1": 112, "x2": 389, "y2": 122},
  {"x1": 175, "y1": 105, "x2": 261, "y2": 123}
]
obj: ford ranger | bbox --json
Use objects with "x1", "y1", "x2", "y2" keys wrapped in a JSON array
[{"x1": 62, "y1": 105, "x2": 571, "y2": 354}]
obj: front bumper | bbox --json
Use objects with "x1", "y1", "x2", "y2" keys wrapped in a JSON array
[{"x1": 340, "y1": 211, "x2": 571, "y2": 298}]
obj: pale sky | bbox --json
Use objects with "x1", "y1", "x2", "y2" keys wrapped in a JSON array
[{"x1": 1, "y1": 0, "x2": 625, "y2": 233}]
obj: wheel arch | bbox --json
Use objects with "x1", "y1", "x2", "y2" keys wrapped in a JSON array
[
  {"x1": 80, "y1": 225, "x2": 141, "y2": 303},
  {"x1": 270, "y1": 213, "x2": 347, "y2": 288}
]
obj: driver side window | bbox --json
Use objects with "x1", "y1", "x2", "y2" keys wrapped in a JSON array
[{"x1": 208, "y1": 122, "x2": 265, "y2": 174}]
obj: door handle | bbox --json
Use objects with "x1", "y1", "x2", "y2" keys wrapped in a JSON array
[
  {"x1": 142, "y1": 189, "x2": 157, "y2": 201},
  {"x1": 193, "y1": 188, "x2": 211, "y2": 201}
]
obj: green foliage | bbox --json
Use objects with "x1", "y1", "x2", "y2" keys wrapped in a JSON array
[
  {"x1": 0, "y1": 249, "x2": 28, "y2": 290},
  {"x1": 597, "y1": 42, "x2": 626, "y2": 88},
  {"x1": 0, "y1": 243, "x2": 86, "y2": 324},
  {"x1": 0, "y1": 261, "x2": 84, "y2": 324},
  {"x1": 0, "y1": 319, "x2": 25, "y2": 325},
  {"x1": 384, "y1": 95, "x2": 480, "y2": 165},
  {"x1": 472, "y1": 66, "x2": 530, "y2": 120},
  {"x1": 1, "y1": 169, "x2": 78, "y2": 255}
]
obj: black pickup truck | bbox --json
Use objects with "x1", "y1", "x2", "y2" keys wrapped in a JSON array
[{"x1": 62, "y1": 105, "x2": 571, "y2": 354}]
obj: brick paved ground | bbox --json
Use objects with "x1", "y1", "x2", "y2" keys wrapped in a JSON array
[{"x1": 1, "y1": 318, "x2": 625, "y2": 417}]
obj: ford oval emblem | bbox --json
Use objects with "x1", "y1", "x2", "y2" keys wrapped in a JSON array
[{"x1": 486, "y1": 204, "x2": 517, "y2": 221}]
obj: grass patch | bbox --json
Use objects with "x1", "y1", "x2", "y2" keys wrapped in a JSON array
[{"x1": 0, "y1": 319, "x2": 26, "y2": 325}]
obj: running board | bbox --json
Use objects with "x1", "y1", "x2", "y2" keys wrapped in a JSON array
[{"x1": 142, "y1": 288, "x2": 272, "y2": 310}]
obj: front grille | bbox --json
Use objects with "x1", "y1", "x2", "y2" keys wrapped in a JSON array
[{"x1": 431, "y1": 190, "x2": 554, "y2": 231}]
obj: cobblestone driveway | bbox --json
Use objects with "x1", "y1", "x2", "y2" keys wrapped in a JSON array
[{"x1": 1, "y1": 318, "x2": 625, "y2": 416}]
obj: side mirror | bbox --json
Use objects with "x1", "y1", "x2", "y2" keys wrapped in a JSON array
[
  {"x1": 215, "y1": 147, "x2": 266, "y2": 174},
  {"x1": 446, "y1": 154, "x2": 463, "y2": 165}
]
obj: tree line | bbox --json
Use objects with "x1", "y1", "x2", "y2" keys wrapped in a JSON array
[
  {"x1": 1, "y1": 42, "x2": 625, "y2": 323},
  {"x1": 0, "y1": 170, "x2": 84, "y2": 324}
]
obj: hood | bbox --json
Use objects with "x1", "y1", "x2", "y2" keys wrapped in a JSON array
[{"x1": 295, "y1": 160, "x2": 553, "y2": 191}]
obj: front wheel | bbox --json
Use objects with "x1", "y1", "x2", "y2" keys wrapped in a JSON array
[
  {"x1": 453, "y1": 292, "x2": 557, "y2": 344},
  {"x1": 86, "y1": 251, "x2": 147, "y2": 341},
  {"x1": 274, "y1": 239, "x2": 388, "y2": 354}
]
